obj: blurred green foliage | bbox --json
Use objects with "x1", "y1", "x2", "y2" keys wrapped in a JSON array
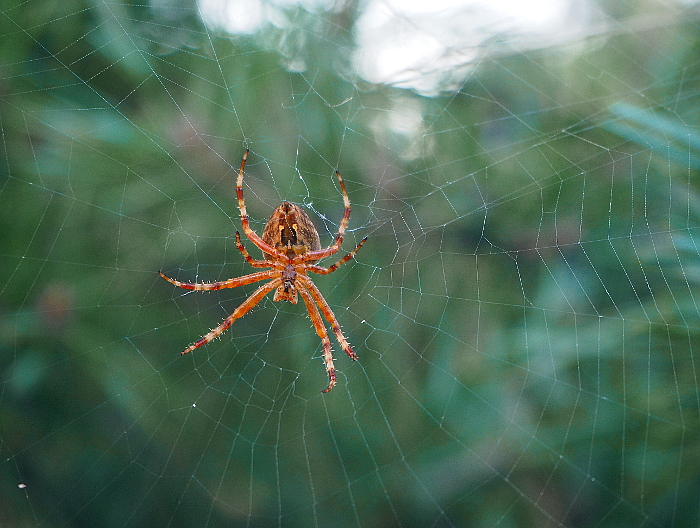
[{"x1": 2, "y1": 0, "x2": 700, "y2": 526}]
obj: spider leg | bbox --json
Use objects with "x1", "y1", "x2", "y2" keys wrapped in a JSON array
[
  {"x1": 235, "y1": 150, "x2": 285, "y2": 258},
  {"x1": 305, "y1": 236, "x2": 368, "y2": 275},
  {"x1": 180, "y1": 277, "x2": 283, "y2": 355},
  {"x1": 298, "y1": 275, "x2": 357, "y2": 361},
  {"x1": 300, "y1": 170, "x2": 353, "y2": 262},
  {"x1": 298, "y1": 286, "x2": 337, "y2": 392},
  {"x1": 159, "y1": 269, "x2": 278, "y2": 290},
  {"x1": 235, "y1": 232, "x2": 276, "y2": 268}
]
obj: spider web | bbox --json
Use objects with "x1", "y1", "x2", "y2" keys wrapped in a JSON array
[{"x1": 2, "y1": 0, "x2": 700, "y2": 526}]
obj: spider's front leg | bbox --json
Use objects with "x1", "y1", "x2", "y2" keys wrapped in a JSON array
[
  {"x1": 299, "y1": 276, "x2": 357, "y2": 362},
  {"x1": 299, "y1": 286, "x2": 337, "y2": 392}
]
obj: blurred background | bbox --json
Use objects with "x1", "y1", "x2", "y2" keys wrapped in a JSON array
[{"x1": 2, "y1": 0, "x2": 700, "y2": 525}]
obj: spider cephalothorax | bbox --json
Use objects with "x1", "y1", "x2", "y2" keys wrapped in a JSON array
[{"x1": 160, "y1": 150, "x2": 366, "y2": 392}]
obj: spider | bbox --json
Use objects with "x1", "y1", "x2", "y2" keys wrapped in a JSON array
[{"x1": 160, "y1": 150, "x2": 367, "y2": 393}]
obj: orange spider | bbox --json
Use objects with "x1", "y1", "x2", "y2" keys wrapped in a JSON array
[{"x1": 160, "y1": 150, "x2": 367, "y2": 392}]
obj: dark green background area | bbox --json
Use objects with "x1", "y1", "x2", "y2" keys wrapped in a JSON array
[{"x1": 2, "y1": 0, "x2": 700, "y2": 526}]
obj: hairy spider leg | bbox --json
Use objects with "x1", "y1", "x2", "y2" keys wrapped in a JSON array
[
  {"x1": 305, "y1": 236, "x2": 368, "y2": 275},
  {"x1": 300, "y1": 170, "x2": 354, "y2": 262},
  {"x1": 234, "y1": 232, "x2": 276, "y2": 268},
  {"x1": 236, "y1": 150, "x2": 286, "y2": 259},
  {"x1": 298, "y1": 286, "x2": 337, "y2": 392},
  {"x1": 298, "y1": 275, "x2": 357, "y2": 361},
  {"x1": 159, "y1": 270, "x2": 277, "y2": 290},
  {"x1": 179, "y1": 278, "x2": 283, "y2": 355}
]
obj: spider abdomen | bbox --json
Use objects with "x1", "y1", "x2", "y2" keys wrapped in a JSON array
[{"x1": 261, "y1": 202, "x2": 321, "y2": 261}]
